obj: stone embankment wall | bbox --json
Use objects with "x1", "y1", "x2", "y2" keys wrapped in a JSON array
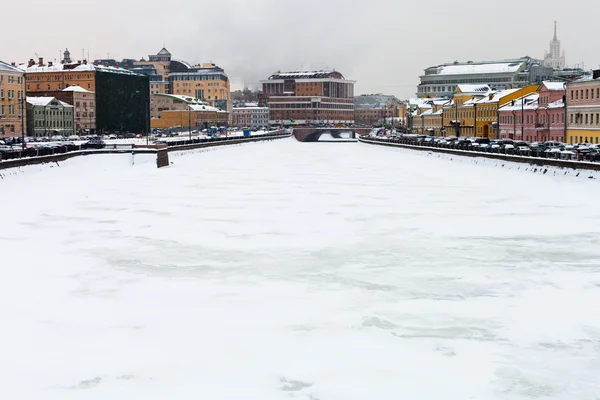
[{"x1": 359, "y1": 136, "x2": 600, "y2": 172}]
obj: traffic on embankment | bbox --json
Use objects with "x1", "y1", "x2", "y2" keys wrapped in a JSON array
[
  {"x1": 0, "y1": 130, "x2": 291, "y2": 170},
  {"x1": 360, "y1": 128, "x2": 600, "y2": 171}
]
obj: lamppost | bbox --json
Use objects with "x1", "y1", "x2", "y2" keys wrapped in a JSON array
[
  {"x1": 20, "y1": 97, "x2": 25, "y2": 152},
  {"x1": 473, "y1": 102, "x2": 478, "y2": 137},
  {"x1": 188, "y1": 103, "x2": 192, "y2": 141}
]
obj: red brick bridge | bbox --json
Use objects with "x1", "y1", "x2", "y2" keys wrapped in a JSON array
[{"x1": 292, "y1": 127, "x2": 373, "y2": 142}]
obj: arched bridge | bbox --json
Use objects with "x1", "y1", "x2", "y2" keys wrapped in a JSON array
[{"x1": 293, "y1": 127, "x2": 373, "y2": 142}]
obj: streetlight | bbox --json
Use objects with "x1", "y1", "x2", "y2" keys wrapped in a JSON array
[{"x1": 20, "y1": 97, "x2": 25, "y2": 152}]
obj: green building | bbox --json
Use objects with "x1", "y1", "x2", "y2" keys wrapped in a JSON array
[{"x1": 26, "y1": 97, "x2": 75, "y2": 137}]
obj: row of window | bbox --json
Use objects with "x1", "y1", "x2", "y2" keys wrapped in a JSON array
[
  {"x1": 34, "y1": 120, "x2": 73, "y2": 128},
  {"x1": 0, "y1": 124, "x2": 16, "y2": 133},
  {"x1": 569, "y1": 136, "x2": 600, "y2": 144},
  {"x1": 500, "y1": 113, "x2": 565, "y2": 125},
  {"x1": 171, "y1": 74, "x2": 228, "y2": 82},
  {"x1": 570, "y1": 113, "x2": 600, "y2": 126},
  {"x1": 0, "y1": 104, "x2": 21, "y2": 116},
  {"x1": 0, "y1": 89, "x2": 24, "y2": 100},
  {"x1": 75, "y1": 112, "x2": 94, "y2": 118},
  {"x1": 27, "y1": 83, "x2": 92, "y2": 91},
  {"x1": 570, "y1": 87, "x2": 600, "y2": 102},
  {"x1": 27, "y1": 74, "x2": 94, "y2": 81},
  {"x1": 0, "y1": 75, "x2": 23, "y2": 84}
]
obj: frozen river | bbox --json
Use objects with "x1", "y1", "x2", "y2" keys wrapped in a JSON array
[{"x1": 1, "y1": 138, "x2": 600, "y2": 399}]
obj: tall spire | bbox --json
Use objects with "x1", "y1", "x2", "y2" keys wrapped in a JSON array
[{"x1": 554, "y1": 20, "x2": 557, "y2": 40}]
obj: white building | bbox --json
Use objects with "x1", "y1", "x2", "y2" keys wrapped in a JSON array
[
  {"x1": 417, "y1": 58, "x2": 532, "y2": 98},
  {"x1": 544, "y1": 21, "x2": 566, "y2": 69},
  {"x1": 232, "y1": 107, "x2": 269, "y2": 128}
]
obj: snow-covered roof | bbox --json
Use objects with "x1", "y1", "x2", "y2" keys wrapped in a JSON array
[
  {"x1": 153, "y1": 93, "x2": 209, "y2": 105},
  {"x1": 157, "y1": 47, "x2": 171, "y2": 56},
  {"x1": 475, "y1": 89, "x2": 520, "y2": 104},
  {"x1": 189, "y1": 104, "x2": 222, "y2": 112},
  {"x1": 498, "y1": 94, "x2": 539, "y2": 112},
  {"x1": 434, "y1": 62, "x2": 524, "y2": 76},
  {"x1": 456, "y1": 84, "x2": 491, "y2": 94},
  {"x1": 541, "y1": 81, "x2": 565, "y2": 91},
  {"x1": 22, "y1": 63, "x2": 141, "y2": 76},
  {"x1": 267, "y1": 70, "x2": 346, "y2": 80},
  {"x1": 547, "y1": 99, "x2": 565, "y2": 109},
  {"x1": 0, "y1": 60, "x2": 23, "y2": 73},
  {"x1": 62, "y1": 85, "x2": 90, "y2": 93},
  {"x1": 26, "y1": 96, "x2": 73, "y2": 108}
]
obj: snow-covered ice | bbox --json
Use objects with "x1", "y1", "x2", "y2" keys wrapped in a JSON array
[{"x1": 1, "y1": 139, "x2": 600, "y2": 399}]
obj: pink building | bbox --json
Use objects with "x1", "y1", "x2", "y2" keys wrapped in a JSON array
[
  {"x1": 566, "y1": 71, "x2": 600, "y2": 144},
  {"x1": 498, "y1": 82, "x2": 565, "y2": 142}
]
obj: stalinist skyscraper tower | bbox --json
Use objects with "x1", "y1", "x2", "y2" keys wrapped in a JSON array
[{"x1": 544, "y1": 21, "x2": 566, "y2": 68}]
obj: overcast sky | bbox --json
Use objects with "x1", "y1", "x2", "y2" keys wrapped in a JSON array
[{"x1": 4, "y1": 0, "x2": 599, "y2": 99}]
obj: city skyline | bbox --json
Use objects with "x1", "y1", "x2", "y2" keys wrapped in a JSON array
[{"x1": 4, "y1": 0, "x2": 599, "y2": 99}]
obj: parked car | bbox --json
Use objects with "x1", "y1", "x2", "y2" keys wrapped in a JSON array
[{"x1": 81, "y1": 139, "x2": 106, "y2": 149}]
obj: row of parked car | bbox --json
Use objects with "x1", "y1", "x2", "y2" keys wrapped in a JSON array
[{"x1": 368, "y1": 131, "x2": 600, "y2": 162}]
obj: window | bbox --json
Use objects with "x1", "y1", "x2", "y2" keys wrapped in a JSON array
[
  {"x1": 576, "y1": 91, "x2": 579, "y2": 100},
  {"x1": 570, "y1": 90, "x2": 574, "y2": 101},
  {"x1": 585, "y1": 114, "x2": 588, "y2": 124},
  {"x1": 586, "y1": 89, "x2": 589, "y2": 99}
]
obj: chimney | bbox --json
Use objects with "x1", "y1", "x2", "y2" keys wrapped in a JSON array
[
  {"x1": 11, "y1": 62, "x2": 15, "y2": 66},
  {"x1": 77, "y1": 60, "x2": 81, "y2": 65},
  {"x1": 83, "y1": 59, "x2": 87, "y2": 65},
  {"x1": 93, "y1": 60, "x2": 99, "y2": 66},
  {"x1": 28, "y1": 59, "x2": 35, "y2": 68},
  {"x1": 38, "y1": 57, "x2": 44, "y2": 67},
  {"x1": 48, "y1": 61, "x2": 53, "y2": 67},
  {"x1": 104, "y1": 62, "x2": 109, "y2": 67},
  {"x1": 593, "y1": 69, "x2": 600, "y2": 80}
]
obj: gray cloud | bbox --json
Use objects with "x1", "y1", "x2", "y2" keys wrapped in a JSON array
[{"x1": 4, "y1": 0, "x2": 599, "y2": 99}]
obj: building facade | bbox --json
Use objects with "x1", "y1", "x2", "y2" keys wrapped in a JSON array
[
  {"x1": 23, "y1": 58, "x2": 149, "y2": 134},
  {"x1": 34, "y1": 85, "x2": 96, "y2": 134},
  {"x1": 544, "y1": 21, "x2": 566, "y2": 68},
  {"x1": 232, "y1": 107, "x2": 269, "y2": 128},
  {"x1": 169, "y1": 63, "x2": 231, "y2": 111},
  {"x1": 566, "y1": 70, "x2": 600, "y2": 144},
  {"x1": 261, "y1": 70, "x2": 355, "y2": 125},
  {"x1": 26, "y1": 97, "x2": 74, "y2": 137},
  {"x1": 0, "y1": 60, "x2": 26, "y2": 137},
  {"x1": 150, "y1": 93, "x2": 228, "y2": 130},
  {"x1": 418, "y1": 56, "x2": 586, "y2": 98},
  {"x1": 354, "y1": 94, "x2": 400, "y2": 125}
]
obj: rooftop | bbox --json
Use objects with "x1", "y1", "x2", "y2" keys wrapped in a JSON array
[
  {"x1": 456, "y1": 84, "x2": 492, "y2": 94},
  {"x1": 62, "y1": 85, "x2": 91, "y2": 93},
  {"x1": 0, "y1": 60, "x2": 23, "y2": 73},
  {"x1": 267, "y1": 70, "x2": 346, "y2": 80},
  {"x1": 541, "y1": 81, "x2": 565, "y2": 91},
  {"x1": 26, "y1": 96, "x2": 73, "y2": 107},
  {"x1": 21, "y1": 62, "x2": 142, "y2": 76}
]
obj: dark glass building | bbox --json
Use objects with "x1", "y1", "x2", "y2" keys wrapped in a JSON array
[{"x1": 95, "y1": 69, "x2": 150, "y2": 133}]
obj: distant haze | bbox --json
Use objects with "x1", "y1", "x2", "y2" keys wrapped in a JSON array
[{"x1": 4, "y1": 0, "x2": 599, "y2": 99}]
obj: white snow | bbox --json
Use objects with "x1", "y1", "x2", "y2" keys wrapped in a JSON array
[
  {"x1": 62, "y1": 85, "x2": 90, "y2": 93},
  {"x1": 436, "y1": 62, "x2": 523, "y2": 76},
  {"x1": 1, "y1": 141, "x2": 600, "y2": 399}
]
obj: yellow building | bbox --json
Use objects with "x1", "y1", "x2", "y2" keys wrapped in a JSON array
[
  {"x1": 150, "y1": 93, "x2": 228, "y2": 129},
  {"x1": 410, "y1": 98, "x2": 448, "y2": 135},
  {"x1": 0, "y1": 61, "x2": 27, "y2": 137},
  {"x1": 443, "y1": 84, "x2": 538, "y2": 138},
  {"x1": 169, "y1": 63, "x2": 231, "y2": 108},
  {"x1": 472, "y1": 84, "x2": 539, "y2": 138}
]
